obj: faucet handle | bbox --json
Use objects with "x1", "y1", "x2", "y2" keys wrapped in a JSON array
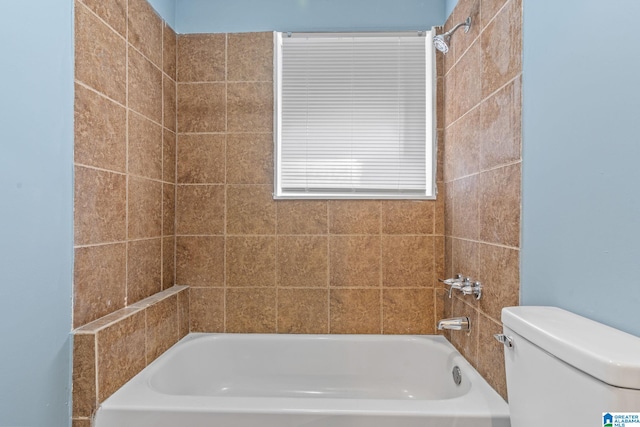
[{"x1": 439, "y1": 274, "x2": 469, "y2": 298}]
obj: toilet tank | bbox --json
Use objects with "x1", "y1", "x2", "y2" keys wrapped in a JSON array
[{"x1": 501, "y1": 306, "x2": 640, "y2": 427}]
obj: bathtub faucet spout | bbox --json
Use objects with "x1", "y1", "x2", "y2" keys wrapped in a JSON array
[{"x1": 437, "y1": 317, "x2": 470, "y2": 331}]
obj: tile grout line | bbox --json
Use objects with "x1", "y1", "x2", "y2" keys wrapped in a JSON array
[
  {"x1": 326, "y1": 202, "x2": 331, "y2": 333},
  {"x1": 443, "y1": 72, "x2": 522, "y2": 132},
  {"x1": 223, "y1": 33, "x2": 229, "y2": 333},
  {"x1": 173, "y1": 30, "x2": 179, "y2": 326},
  {"x1": 124, "y1": 0, "x2": 130, "y2": 309},
  {"x1": 160, "y1": 20, "x2": 165, "y2": 291},
  {"x1": 443, "y1": 0, "x2": 514, "y2": 80},
  {"x1": 379, "y1": 202, "x2": 384, "y2": 334},
  {"x1": 444, "y1": 158, "x2": 522, "y2": 185}
]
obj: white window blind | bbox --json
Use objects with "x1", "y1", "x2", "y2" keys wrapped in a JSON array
[{"x1": 274, "y1": 31, "x2": 436, "y2": 199}]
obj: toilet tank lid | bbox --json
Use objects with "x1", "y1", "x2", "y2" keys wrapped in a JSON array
[{"x1": 502, "y1": 306, "x2": 640, "y2": 390}]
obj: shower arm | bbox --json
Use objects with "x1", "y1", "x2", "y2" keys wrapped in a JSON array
[{"x1": 443, "y1": 17, "x2": 471, "y2": 39}]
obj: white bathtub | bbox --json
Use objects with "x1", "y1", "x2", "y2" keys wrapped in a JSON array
[{"x1": 94, "y1": 333, "x2": 510, "y2": 427}]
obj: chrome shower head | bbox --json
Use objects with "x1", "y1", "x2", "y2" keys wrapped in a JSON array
[
  {"x1": 433, "y1": 34, "x2": 450, "y2": 54},
  {"x1": 433, "y1": 16, "x2": 471, "y2": 54}
]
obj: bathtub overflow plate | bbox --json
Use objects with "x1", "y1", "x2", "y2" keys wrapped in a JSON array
[{"x1": 452, "y1": 366, "x2": 462, "y2": 386}]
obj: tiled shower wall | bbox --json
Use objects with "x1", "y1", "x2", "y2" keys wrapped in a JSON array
[
  {"x1": 174, "y1": 32, "x2": 447, "y2": 334},
  {"x1": 442, "y1": 0, "x2": 522, "y2": 399},
  {"x1": 73, "y1": 0, "x2": 177, "y2": 328},
  {"x1": 72, "y1": 0, "x2": 188, "y2": 424}
]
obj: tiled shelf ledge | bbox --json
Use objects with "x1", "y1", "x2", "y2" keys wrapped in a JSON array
[{"x1": 72, "y1": 285, "x2": 189, "y2": 423}]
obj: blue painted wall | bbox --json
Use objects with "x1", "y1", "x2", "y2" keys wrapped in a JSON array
[
  {"x1": 521, "y1": 0, "x2": 640, "y2": 337},
  {"x1": 148, "y1": 0, "x2": 177, "y2": 29},
  {"x1": 0, "y1": 0, "x2": 74, "y2": 425},
  {"x1": 445, "y1": 0, "x2": 457, "y2": 19},
  {"x1": 175, "y1": 0, "x2": 446, "y2": 33}
]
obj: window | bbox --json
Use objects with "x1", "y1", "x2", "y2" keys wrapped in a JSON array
[{"x1": 274, "y1": 31, "x2": 436, "y2": 199}]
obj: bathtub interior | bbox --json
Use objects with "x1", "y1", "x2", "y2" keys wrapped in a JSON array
[
  {"x1": 95, "y1": 333, "x2": 511, "y2": 427},
  {"x1": 148, "y1": 334, "x2": 471, "y2": 400}
]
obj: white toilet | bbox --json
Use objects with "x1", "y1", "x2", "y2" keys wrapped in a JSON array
[{"x1": 501, "y1": 306, "x2": 640, "y2": 427}]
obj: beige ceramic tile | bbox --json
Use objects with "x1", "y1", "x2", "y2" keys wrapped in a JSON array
[
  {"x1": 442, "y1": 14, "x2": 457, "y2": 74},
  {"x1": 177, "y1": 83, "x2": 226, "y2": 133},
  {"x1": 74, "y1": 83, "x2": 126, "y2": 172},
  {"x1": 163, "y1": 129, "x2": 176, "y2": 183},
  {"x1": 277, "y1": 236, "x2": 328, "y2": 288},
  {"x1": 445, "y1": 237, "x2": 454, "y2": 279},
  {"x1": 163, "y1": 75, "x2": 176, "y2": 132},
  {"x1": 128, "y1": 176, "x2": 162, "y2": 239},
  {"x1": 96, "y1": 310, "x2": 146, "y2": 401},
  {"x1": 437, "y1": 128, "x2": 444, "y2": 181},
  {"x1": 128, "y1": 0, "x2": 163, "y2": 67},
  {"x1": 189, "y1": 287, "x2": 224, "y2": 332},
  {"x1": 162, "y1": 236, "x2": 175, "y2": 289},
  {"x1": 452, "y1": 174, "x2": 479, "y2": 240},
  {"x1": 481, "y1": 0, "x2": 522, "y2": 98},
  {"x1": 72, "y1": 334, "x2": 96, "y2": 418},
  {"x1": 72, "y1": 419, "x2": 92, "y2": 427},
  {"x1": 435, "y1": 188, "x2": 445, "y2": 235},
  {"x1": 227, "y1": 83, "x2": 273, "y2": 133},
  {"x1": 435, "y1": 288, "x2": 448, "y2": 332},
  {"x1": 162, "y1": 183, "x2": 175, "y2": 236},
  {"x1": 479, "y1": 163, "x2": 521, "y2": 247},
  {"x1": 450, "y1": 39, "x2": 482, "y2": 124},
  {"x1": 329, "y1": 236, "x2": 380, "y2": 288},
  {"x1": 478, "y1": 243, "x2": 519, "y2": 321},
  {"x1": 449, "y1": 296, "x2": 479, "y2": 365},
  {"x1": 434, "y1": 236, "x2": 446, "y2": 282},
  {"x1": 330, "y1": 289, "x2": 381, "y2": 334},
  {"x1": 177, "y1": 34, "x2": 226, "y2": 82},
  {"x1": 436, "y1": 78, "x2": 445, "y2": 130},
  {"x1": 128, "y1": 111, "x2": 163, "y2": 180},
  {"x1": 177, "y1": 287, "x2": 190, "y2": 337},
  {"x1": 226, "y1": 236, "x2": 276, "y2": 287},
  {"x1": 74, "y1": 243, "x2": 126, "y2": 328},
  {"x1": 277, "y1": 201, "x2": 328, "y2": 235},
  {"x1": 477, "y1": 315, "x2": 508, "y2": 400},
  {"x1": 328, "y1": 201, "x2": 380, "y2": 234},
  {"x1": 381, "y1": 200, "x2": 435, "y2": 234},
  {"x1": 382, "y1": 236, "x2": 435, "y2": 287},
  {"x1": 177, "y1": 134, "x2": 226, "y2": 184},
  {"x1": 128, "y1": 47, "x2": 163, "y2": 124},
  {"x1": 175, "y1": 236, "x2": 225, "y2": 287},
  {"x1": 163, "y1": 22, "x2": 177, "y2": 80},
  {"x1": 450, "y1": 0, "x2": 481, "y2": 66},
  {"x1": 226, "y1": 133, "x2": 273, "y2": 184},
  {"x1": 444, "y1": 181, "x2": 454, "y2": 237},
  {"x1": 226, "y1": 185, "x2": 276, "y2": 235},
  {"x1": 75, "y1": 3, "x2": 126, "y2": 104},
  {"x1": 226, "y1": 288, "x2": 277, "y2": 333},
  {"x1": 175, "y1": 185, "x2": 225, "y2": 235},
  {"x1": 444, "y1": 106, "x2": 481, "y2": 182},
  {"x1": 75, "y1": 306, "x2": 141, "y2": 333},
  {"x1": 146, "y1": 295, "x2": 179, "y2": 363},
  {"x1": 126, "y1": 238, "x2": 162, "y2": 304},
  {"x1": 481, "y1": 0, "x2": 508, "y2": 27},
  {"x1": 278, "y1": 289, "x2": 329, "y2": 334},
  {"x1": 79, "y1": 0, "x2": 126, "y2": 37},
  {"x1": 479, "y1": 77, "x2": 522, "y2": 170},
  {"x1": 74, "y1": 166, "x2": 126, "y2": 245},
  {"x1": 450, "y1": 238, "x2": 480, "y2": 285},
  {"x1": 227, "y1": 32, "x2": 273, "y2": 82},
  {"x1": 383, "y1": 289, "x2": 435, "y2": 334}
]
